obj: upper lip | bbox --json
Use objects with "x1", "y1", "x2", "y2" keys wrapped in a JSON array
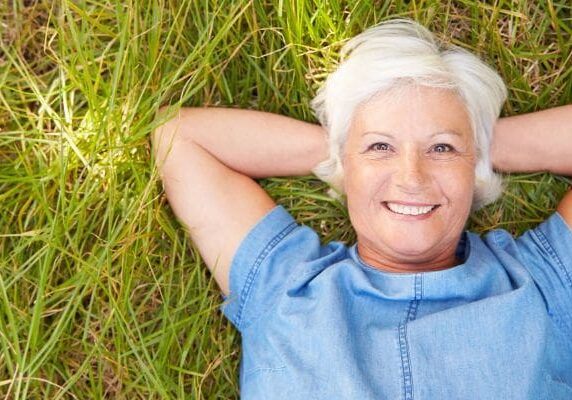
[{"x1": 383, "y1": 201, "x2": 439, "y2": 207}]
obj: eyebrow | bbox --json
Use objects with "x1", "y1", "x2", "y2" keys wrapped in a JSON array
[
  {"x1": 430, "y1": 130, "x2": 464, "y2": 138},
  {"x1": 361, "y1": 130, "x2": 465, "y2": 139},
  {"x1": 361, "y1": 131, "x2": 394, "y2": 139}
]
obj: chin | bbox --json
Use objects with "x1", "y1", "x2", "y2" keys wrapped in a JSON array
[
  {"x1": 380, "y1": 225, "x2": 457, "y2": 257},
  {"x1": 389, "y1": 243, "x2": 440, "y2": 261}
]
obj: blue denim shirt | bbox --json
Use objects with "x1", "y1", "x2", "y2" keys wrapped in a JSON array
[{"x1": 223, "y1": 206, "x2": 572, "y2": 399}]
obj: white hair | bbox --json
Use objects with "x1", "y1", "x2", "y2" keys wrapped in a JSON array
[{"x1": 311, "y1": 19, "x2": 507, "y2": 210}]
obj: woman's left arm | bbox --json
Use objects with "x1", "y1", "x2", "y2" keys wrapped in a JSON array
[{"x1": 492, "y1": 105, "x2": 572, "y2": 226}]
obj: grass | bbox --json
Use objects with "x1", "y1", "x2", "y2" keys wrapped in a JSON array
[{"x1": 0, "y1": 0, "x2": 570, "y2": 398}]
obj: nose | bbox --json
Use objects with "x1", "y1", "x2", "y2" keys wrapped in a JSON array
[{"x1": 394, "y1": 149, "x2": 428, "y2": 192}]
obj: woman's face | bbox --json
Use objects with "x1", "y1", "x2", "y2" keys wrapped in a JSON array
[{"x1": 343, "y1": 85, "x2": 476, "y2": 273}]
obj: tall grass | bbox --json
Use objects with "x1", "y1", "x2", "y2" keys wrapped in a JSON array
[{"x1": 0, "y1": 0, "x2": 570, "y2": 398}]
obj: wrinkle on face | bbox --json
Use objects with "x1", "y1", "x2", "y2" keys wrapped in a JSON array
[{"x1": 343, "y1": 85, "x2": 476, "y2": 273}]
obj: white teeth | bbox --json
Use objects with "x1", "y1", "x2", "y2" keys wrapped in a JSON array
[{"x1": 386, "y1": 202, "x2": 435, "y2": 216}]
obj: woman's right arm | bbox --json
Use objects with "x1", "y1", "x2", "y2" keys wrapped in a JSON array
[
  {"x1": 152, "y1": 107, "x2": 327, "y2": 294},
  {"x1": 492, "y1": 105, "x2": 572, "y2": 226}
]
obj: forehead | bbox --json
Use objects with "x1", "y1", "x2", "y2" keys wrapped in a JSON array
[{"x1": 350, "y1": 85, "x2": 473, "y2": 141}]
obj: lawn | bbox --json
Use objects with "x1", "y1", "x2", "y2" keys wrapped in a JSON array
[{"x1": 0, "y1": 0, "x2": 570, "y2": 398}]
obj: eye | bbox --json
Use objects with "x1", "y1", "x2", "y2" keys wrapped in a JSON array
[
  {"x1": 369, "y1": 142, "x2": 391, "y2": 152},
  {"x1": 431, "y1": 143, "x2": 454, "y2": 153}
]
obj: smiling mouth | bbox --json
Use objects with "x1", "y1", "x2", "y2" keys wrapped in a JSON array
[{"x1": 384, "y1": 202, "x2": 439, "y2": 216}]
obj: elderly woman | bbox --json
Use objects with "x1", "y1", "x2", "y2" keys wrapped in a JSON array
[{"x1": 153, "y1": 20, "x2": 572, "y2": 399}]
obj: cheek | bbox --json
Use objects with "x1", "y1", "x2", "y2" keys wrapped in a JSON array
[
  {"x1": 445, "y1": 166, "x2": 476, "y2": 207},
  {"x1": 344, "y1": 161, "x2": 386, "y2": 202},
  {"x1": 342, "y1": 157, "x2": 361, "y2": 194}
]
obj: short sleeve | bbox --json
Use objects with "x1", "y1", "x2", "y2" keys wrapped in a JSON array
[
  {"x1": 222, "y1": 206, "x2": 330, "y2": 331},
  {"x1": 515, "y1": 212, "x2": 572, "y2": 333}
]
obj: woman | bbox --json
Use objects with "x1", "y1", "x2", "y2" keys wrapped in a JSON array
[{"x1": 153, "y1": 20, "x2": 572, "y2": 399}]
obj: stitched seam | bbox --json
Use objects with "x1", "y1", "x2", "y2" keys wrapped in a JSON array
[
  {"x1": 533, "y1": 227, "x2": 572, "y2": 332},
  {"x1": 234, "y1": 221, "x2": 297, "y2": 329},
  {"x1": 398, "y1": 323, "x2": 412, "y2": 400},
  {"x1": 399, "y1": 307, "x2": 417, "y2": 400},
  {"x1": 534, "y1": 228, "x2": 572, "y2": 290},
  {"x1": 414, "y1": 273, "x2": 423, "y2": 302},
  {"x1": 399, "y1": 276, "x2": 422, "y2": 400},
  {"x1": 243, "y1": 365, "x2": 286, "y2": 379}
]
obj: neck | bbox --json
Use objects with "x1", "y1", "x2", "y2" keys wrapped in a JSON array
[{"x1": 356, "y1": 240, "x2": 462, "y2": 273}]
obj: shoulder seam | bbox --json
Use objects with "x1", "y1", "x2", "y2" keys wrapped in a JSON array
[
  {"x1": 234, "y1": 221, "x2": 298, "y2": 329},
  {"x1": 533, "y1": 228, "x2": 572, "y2": 291},
  {"x1": 533, "y1": 227, "x2": 572, "y2": 332}
]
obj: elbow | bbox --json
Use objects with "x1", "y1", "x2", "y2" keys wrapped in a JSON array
[
  {"x1": 152, "y1": 106, "x2": 176, "y2": 152},
  {"x1": 152, "y1": 105, "x2": 172, "y2": 145},
  {"x1": 151, "y1": 108, "x2": 167, "y2": 167},
  {"x1": 152, "y1": 106, "x2": 189, "y2": 169},
  {"x1": 152, "y1": 106, "x2": 201, "y2": 146}
]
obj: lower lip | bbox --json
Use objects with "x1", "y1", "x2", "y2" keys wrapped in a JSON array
[{"x1": 382, "y1": 203, "x2": 439, "y2": 220}]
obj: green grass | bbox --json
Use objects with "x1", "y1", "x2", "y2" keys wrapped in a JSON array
[{"x1": 0, "y1": 0, "x2": 570, "y2": 398}]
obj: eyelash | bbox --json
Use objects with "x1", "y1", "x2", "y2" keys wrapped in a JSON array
[
  {"x1": 368, "y1": 142, "x2": 392, "y2": 152},
  {"x1": 431, "y1": 143, "x2": 454, "y2": 153},
  {"x1": 366, "y1": 143, "x2": 456, "y2": 154}
]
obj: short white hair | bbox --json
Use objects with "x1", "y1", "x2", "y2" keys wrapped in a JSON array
[{"x1": 311, "y1": 19, "x2": 507, "y2": 210}]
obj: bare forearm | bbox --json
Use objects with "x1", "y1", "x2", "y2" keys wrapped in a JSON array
[
  {"x1": 492, "y1": 105, "x2": 572, "y2": 175},
  {"x1": 154, "y1": 107, "x2": 328, "y2": 178}
]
